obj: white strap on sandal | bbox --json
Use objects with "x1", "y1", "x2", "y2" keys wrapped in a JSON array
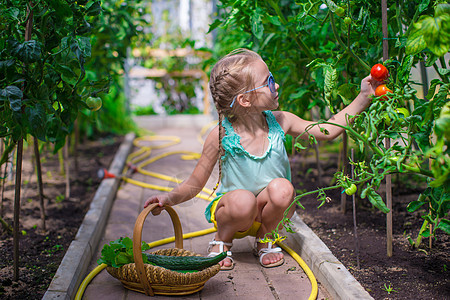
[
  {"x1": 207, "y1": 239, "x2": 234, "y2": 270},
  {"x1": 207, "y1": 239, "x2": 233, "y2": 253},
  {"x1": 257, "y1": 242, "x2": 284, "y2": 268}
]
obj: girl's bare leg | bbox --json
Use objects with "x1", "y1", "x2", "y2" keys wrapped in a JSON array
[
  {"x1": 256, "y1": 178, "x2": 295, "y2": 265},
  {"x1": 212, "y1": 189, "x2": 258, "y2": 268}
]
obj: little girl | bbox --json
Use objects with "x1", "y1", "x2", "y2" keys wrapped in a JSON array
[{"x1": 144, "y1": 49, "x2": 379, "y2": 270}]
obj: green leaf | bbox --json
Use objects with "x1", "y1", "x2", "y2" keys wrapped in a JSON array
[
  {"x1": 337, "y1": 83, "x2": 358, "y2": 105},
  {"x1": 85, "y1": 0, "x2": 102, "y2": 16},
  {"x1": 71, "y1": 36, "x2": 92, "y2": 60},
  {"x1": 0, "y1": 86, "x2": 23, "y2": 102},
  {"x1": 437, "y1": 67, "x2": 450, "y2": 76},
  {"x1": 2, "y1": 7, "x2": 20, "y2": 21},
  {"x1": 418, "y1": 0, "x2": 431, "y2": 13},
  {"x1": 0, "y1": 59, "x2": 15, "y2": 70},
  {"x1": 421, "y1": 15, "x2": 450, "y2": 57},
  {"x1": 115, "y1": 252, "x2": 133, "y2": 267},
  {"x1": 421, "y1": 228, "x2": 432, "y2": 238},
  {"x1": 54, "y1": 64, "x2": 78, "y2": 85},
  {"x1": 407, "y1": 200, "x2": 426, "y2": 212},
  {"x1": 0, "y1": 86, "x2": 23, "y2": 112},
  {"x1": 365, "y1": 189, "x2": 390, "y2": 213},
  {"x1": 426, "y1": 79, "x2": 441, "y2": 99},
  {"x1": 25, "y1": 103, "x2": 47, "y2": 141},
  {"x1": 251, "y1": 9, "x2": 264, "y2": 39},
  {"x1": 435, "y1": 3, "x2": 450, "y2": 17},
  {"x1": 436, "y1": 219, "x2": 450, "y2": 234},
  {"x1": 8, "y1": 39, "x2": 41, "y2": 64},
  {"x1": 398, "y1": 55, "x2": 414, "y2": 84},
  {"x1": 267, "y1": 15, "x2": 281, "y2": 26},
  {"x1": 306, "y1": 58, "x2": 327, "y2": 71},
  {"x1": 207, "y1": 19, "x2": 223, "y2": 33},
  {"x1": 121, "y1": 237, "x2": 133, "y2": 249},
  {"x1": 405, "y1": 25, "x2": 427, "y2": 55}
]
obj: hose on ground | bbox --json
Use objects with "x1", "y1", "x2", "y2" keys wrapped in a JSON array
[{"x1": 75, "y1": 123, "x2": 318, "y2": 299}]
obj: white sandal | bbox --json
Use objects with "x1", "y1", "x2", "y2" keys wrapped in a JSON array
[
  {"x1": 257, "y1": 242, "x2": 284, "y2": 268},
  {"x1": 207, "y1": 239, "x2": 234, "y2": 270}
]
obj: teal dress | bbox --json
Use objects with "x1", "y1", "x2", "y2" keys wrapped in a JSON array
[{"x1": 205, "y1": 110, "x2": 291, "y2": 222}]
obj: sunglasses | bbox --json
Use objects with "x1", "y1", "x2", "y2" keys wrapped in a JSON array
[{"x1": 230, "y1": 72, "x2": 276, "y2": 107}]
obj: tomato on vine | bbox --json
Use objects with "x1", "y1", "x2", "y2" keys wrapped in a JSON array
[
  {"x1": 344, "y1": 17, "x2": 352, "y2": 25},
  {"x1": 345, "y1": 184, "x2": 357, "y2": 195},
  {"x1": 371, "y1": 63, "x2": 389, "y2": 81},
  {"x1": 375, "y1": 84, "x2": 392, "y2": 100},
  {"x1": 87, "y1": 96, "x2": 102, "y2": 111},
  {"x1": 335, "y1": 7, "x2": 345, "y2": 17}
]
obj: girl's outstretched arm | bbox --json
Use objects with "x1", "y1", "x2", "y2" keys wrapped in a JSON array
[
  {"x1": 144, "y1": 126, "x2": 220, "y2": 214},
  {"x1": 276, "y1": 75, "x2": 379, "y2": 141}
]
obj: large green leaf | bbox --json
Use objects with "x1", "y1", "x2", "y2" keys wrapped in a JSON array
[
  {"x1": 25, "y1": 103, "x2": 47, "y2": 141},
  {"x1": 405, "y1": 24, "x2": 427, "y2": 55},
  {"x1": 0, "y1": 86, "x2": 23, "y2": 112},
  {"x1": 421, "y1": 15, "x2": 450, "y2": 57},
  {"x1": 8, "y1": 39, "x2": 41, "y2": 64}
]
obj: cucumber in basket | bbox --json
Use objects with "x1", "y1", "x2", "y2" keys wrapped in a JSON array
[
  {"x1": 144, "y1": 251, "x2": 227, "y2": 271},
  {"x1": 97, "y1": 237, "x2": 227, "y2": 272}
]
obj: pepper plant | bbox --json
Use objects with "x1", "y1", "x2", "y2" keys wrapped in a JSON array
[{"x1": 210, "y1": 0, "x2": 450, "y2": 246}]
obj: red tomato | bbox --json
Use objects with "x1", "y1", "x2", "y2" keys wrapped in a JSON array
[
  {"x1": 371, "y1": 64, "x2": 389, "y2": 81},
  {"x1": 375, "y1": 84, "x2": 392, "y2": 100}
]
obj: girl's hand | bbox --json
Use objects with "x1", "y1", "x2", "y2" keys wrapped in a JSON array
[
  {"x1": 144, "y1": 194, "x2": 170, "y2": 215},
  {"x1": 356, "y1": 75, "x2": 384, "y2": 109},
  {"x1": 360, "y1": 75, "x2": 383, "y2": 98}
]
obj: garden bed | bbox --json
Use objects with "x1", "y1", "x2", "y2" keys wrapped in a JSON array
[
  {"x1": 0, "y1": 135, "x2": 123, "y2": 300},
  {"x1": 292, "y1": 148, "x2": 449, "y2": 300}
]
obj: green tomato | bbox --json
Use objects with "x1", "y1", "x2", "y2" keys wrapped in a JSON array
[
  {"x1": 345, "y1": 184, "x2": 357, "y2": 196},
  {"x1": 86, "y1": 97, "x2": 102, "y2": 111},
  {"x1": 344, "y1": 17, "x2": 352, "y2": 25},
  {"x1": 396, "y1": 108, "x2": 410, "y2": 118},
  {"x1": 335, "y1": 7, "x2": 345, "y2": 17}
]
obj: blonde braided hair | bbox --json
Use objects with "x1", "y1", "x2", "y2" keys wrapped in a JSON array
[{"x1": 208, "y1": 49, "x2": 262, "y2": 195}]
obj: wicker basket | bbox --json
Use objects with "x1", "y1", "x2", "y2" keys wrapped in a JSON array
[{"x1": 106, "y1": 204, "x2": 220, "y2": 296}]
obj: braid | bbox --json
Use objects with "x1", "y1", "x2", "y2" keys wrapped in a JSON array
[{"x1": 210, "y1": 112, "x2": 223, "y2": 198}]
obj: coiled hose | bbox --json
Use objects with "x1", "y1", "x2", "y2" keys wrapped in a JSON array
[{"x1": 75, "y1": 123, "x2": 318, "y2": 300}]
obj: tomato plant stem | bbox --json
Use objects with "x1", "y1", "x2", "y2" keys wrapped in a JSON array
[{"x1": 329, "y1": 12, "x2": 371, "y2": 72}]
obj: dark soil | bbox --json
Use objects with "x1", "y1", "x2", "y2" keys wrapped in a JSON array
[
  {"x1": 0, "y1": 135, "x2": 122, "y2": 300},
  {"x1": 1, "y1": 136, "x2": 448, "y2": 300},
  {"x1": 292, "y1": 148, "x2": 450, "y2": 300}
]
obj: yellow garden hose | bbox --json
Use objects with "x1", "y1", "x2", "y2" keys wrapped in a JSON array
[{"x1": 75, "y1": 123, "x2": 318, "y2": 299}]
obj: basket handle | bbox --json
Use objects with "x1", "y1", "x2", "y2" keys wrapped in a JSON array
[{"x1": 132, "y1": 203, "x2": 184, "y2": 296}]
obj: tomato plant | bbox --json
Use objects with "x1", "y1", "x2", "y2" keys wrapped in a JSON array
[
  {"x1": 211, "y1": 0, "x2": 450, "y2": 245},
  {"x1": 370, "y1": 64, "x2": 389, "y2": 81}
]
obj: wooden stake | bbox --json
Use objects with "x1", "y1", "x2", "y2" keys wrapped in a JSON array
[
  {"x1": 381, "y1": 0, "x2": 393, "y2": 257},
  {"x1": 351, "y1": 149, "x2": 360, "y2": 269},
  {"x1": 341, "y1": 131, "x2": 348, "y2": 214},
  {"x1": 13, "y1": 138, "x2": 23, "y2": 281},
  {"x1": 64, "y1": 136, "x2": 70, "y2": 200},
  {"x1": 34, "y1": 137, "x2": 46, "y2": 232}
]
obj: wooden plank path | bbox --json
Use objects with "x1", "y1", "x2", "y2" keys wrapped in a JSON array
[{"x1": 81, "y1": 124, "x2": 332, "y2": 300}]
